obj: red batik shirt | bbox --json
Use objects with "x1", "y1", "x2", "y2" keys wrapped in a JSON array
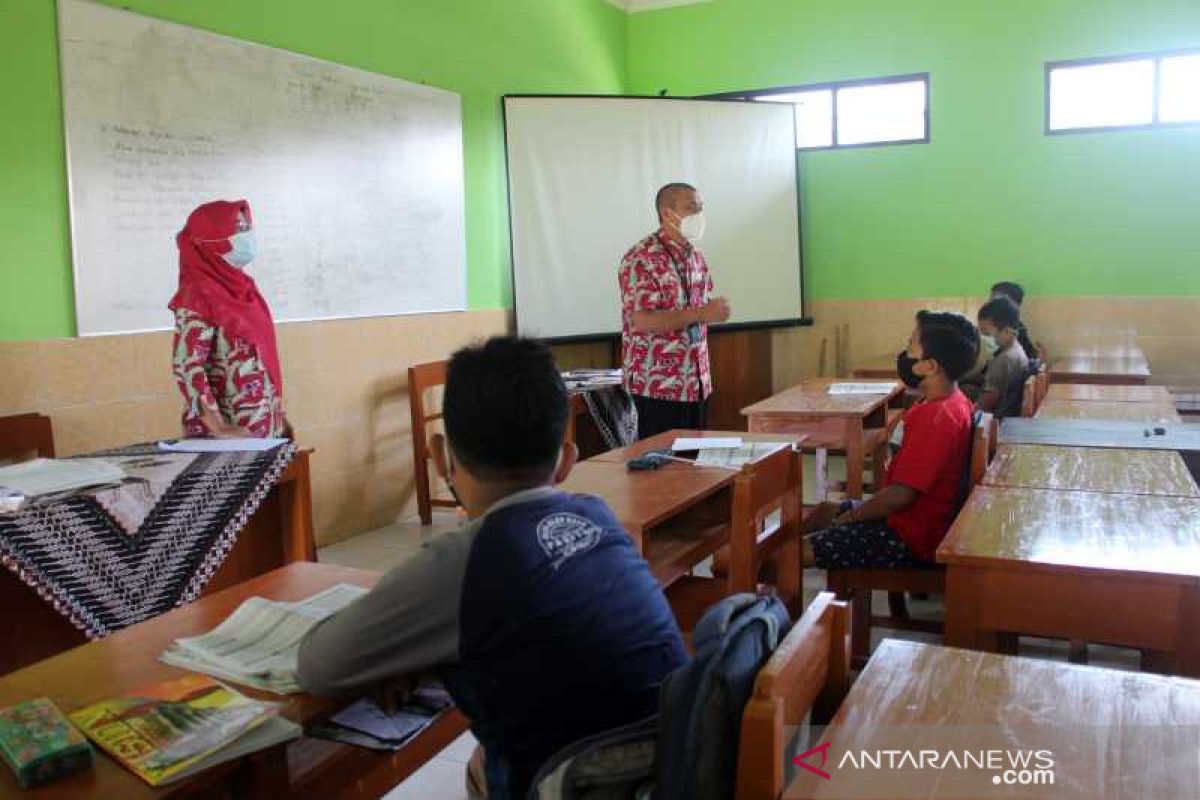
[
  {"x1": 618, "y1": 233, "x2": 713, "y2": 403},
  {"x1": 172, "y1": 308, "x2": 285, "y2": 438}
]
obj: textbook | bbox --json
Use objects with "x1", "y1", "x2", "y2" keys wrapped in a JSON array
[
  {"x1": 827, "y1": 382, "x2": 898, "y2": 395},
  {"x1": 68, "y1": 675, "x2": 299, "y2": 786},
  {"x1": 160, "y1": 584, "x2": 368, "y2": 694},
  {"x1": 696, "y1": 442, "x2": 785, "y2": 469}
]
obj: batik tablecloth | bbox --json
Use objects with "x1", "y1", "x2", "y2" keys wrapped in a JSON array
[{"x1": 0, "y1": 442, "x2": 295, "y2": 639}]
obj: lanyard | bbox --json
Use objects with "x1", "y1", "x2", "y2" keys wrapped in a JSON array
[{"x1": 657, "y1": 234, "x2": 693, "y2": 304}]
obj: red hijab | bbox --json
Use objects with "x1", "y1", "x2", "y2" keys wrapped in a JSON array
[{"x1": 169, "y1": 200, "x2": 283, "y2": 398}]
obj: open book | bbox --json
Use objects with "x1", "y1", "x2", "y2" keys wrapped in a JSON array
[
  {"x1": 69, "y1": 675, "x2": 300, "y2": 786},
  {"x1": 160, "y1": 584, "x2": 368, "y2": 694},
  {"x1": 827, "y1": 382, "x2": 898, "y2": 395},
  {"x1": 695, "y1": 442, "x2": 787, "y2": 469},
  {"x1": 0, "y1": 458, "x2": 126, "y2": 497}
]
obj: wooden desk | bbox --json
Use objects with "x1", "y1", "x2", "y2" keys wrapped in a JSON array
[
  {"x1": 785, "y1": 639, "x2": 1200, "y2": 799},
  {"x1": 1046, "y1": 383, "x2": 1172, "y2": 404},
  {"x1": 586, "y1": 430, "x2": 805, "y2": 613},
  {"x1": 1035, "y1": 398, "x2": 1181, "y2": 424},
  {"x1": 938, "y1": 486, "x2": 1200, "y2": 676},
  {"x1": 588, "y1": 429, "x2": 801, "y2": 463},
  {"x1": 559, "y1": 459, "x2": 737, "y2": 589},
  {"x1": 1000, "y1": 418, "x2": 1200, "y2": 451},
  {"x1": 983, "y1": 444, "x2": 1200, "y2": 497},
  {"x1": 1049, "y1": 356, "x2": 1150, "y2": 386},
  {"x1": 742, "y1": 379, "x2": 902, "y2": 498},
  {"x1": 1055, "y1": 344, "x2": 1148, "y2": 361},
  {"x1": 0, "y1": 563, "x2": 468, "y2": 800},
  {"x1": 0, "y1": 450, "x2": 317, "y2": 675}
]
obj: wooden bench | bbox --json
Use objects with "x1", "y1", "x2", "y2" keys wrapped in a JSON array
[
  {"x1": 825, "y1": 413, "x2": 994, "y2": 669},
  {"x1": 735, "y1": 592, "x2": 851, "y2": 800}
]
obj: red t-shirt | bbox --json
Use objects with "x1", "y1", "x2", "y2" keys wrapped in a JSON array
[{"x1": 884, "y1": 389, "x2": 973, "y2": 560}]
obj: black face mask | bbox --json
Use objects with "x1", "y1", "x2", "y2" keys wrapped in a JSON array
[{"x1": 896, "y1": 351, "x2": 924, "y2": 389}]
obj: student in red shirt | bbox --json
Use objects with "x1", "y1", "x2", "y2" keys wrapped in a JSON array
[{"x1": 802, "y1": 311, "x2": 979, "y2": 567}]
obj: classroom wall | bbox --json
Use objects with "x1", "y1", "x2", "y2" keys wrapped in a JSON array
[
  {"x1": 627, "y1": 0, "x2": 1200, "y2": 387},
  {"x1": 0, "y1": 0, "x2": 626, "y2": 544}
]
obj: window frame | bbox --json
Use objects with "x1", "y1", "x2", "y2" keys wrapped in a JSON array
[
  {"x1": 706, "y1": 72, "x2": 931, "y2": 152},
  {"x1": 1045, "y1": 48, "x2": 1200, "y2": 136}
]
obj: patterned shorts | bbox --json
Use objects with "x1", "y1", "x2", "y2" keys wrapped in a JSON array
[{"x1": 809, "y1": 502, "x2": 925, "y2": 570}]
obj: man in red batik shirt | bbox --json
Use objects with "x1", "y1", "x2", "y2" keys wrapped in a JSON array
[{"x1": 618, "y1": 183, "x2": 731, "y2": 440}]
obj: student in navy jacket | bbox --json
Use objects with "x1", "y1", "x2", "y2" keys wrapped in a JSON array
[{"x1": 297, "y1": 336, "x2": 687, "y2": 799}]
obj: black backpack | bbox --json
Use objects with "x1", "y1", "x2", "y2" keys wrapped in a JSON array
[
  {"x1": 653, "y1": 593, "x2": 792, "y2": 800},
  {"x1": 528, "y1": 593, "x2": 792, "y2": 800}
]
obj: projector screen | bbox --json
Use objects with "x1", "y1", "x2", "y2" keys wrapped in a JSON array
[{"x1": 504, "y1": 96, "x2": 804, "y2": 340}]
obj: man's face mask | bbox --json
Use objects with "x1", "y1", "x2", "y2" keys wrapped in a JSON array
[{"x1": 679, "y1": 211, "x2": 706, "y2": 243}]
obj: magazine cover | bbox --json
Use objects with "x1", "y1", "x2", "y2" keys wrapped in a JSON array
[{"x1": 68, "y1": 675, "x2": 277, "y2": 786}]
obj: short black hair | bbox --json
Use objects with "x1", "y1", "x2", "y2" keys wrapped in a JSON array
[
  {"x1": 443, "y1": 336, "x2": 568, "y2": 482},
  {"x1": 990, "y1": 281, "x2": 1025, "y2": 306},
  {"x1": 978, "y1": 296, "x2": 1021, "y2": 330},
  {"x1": 655, "y1": 182, "x2": 697, "y2": 218},
  {"x1": 916, "y1": 310, "x2": 979, "y2": 381}
]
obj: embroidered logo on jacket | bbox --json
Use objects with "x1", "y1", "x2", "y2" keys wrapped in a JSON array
[{"x1": 536, "y1": 513, "x2": 604, "y2": 569}]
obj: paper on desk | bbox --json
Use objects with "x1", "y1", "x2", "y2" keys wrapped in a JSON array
[
  {"x1": 0, "y1": 457, "x2": 126, "y2": 497},
  {"x1": 158, "y1": 437, "x2": 289, "y2": 453},
  {"x1": 672, "y1": 437, "x2": 743, "y2": 452},
  {"x1": 696, "y1": 442, "x2": 784, "y2": 469},
  {"x1": 827, "y1": 382, "x2": 898, "y2": 395},
  {"x1": 159, "y1": 583, "x2": 367, "y2": 694}
]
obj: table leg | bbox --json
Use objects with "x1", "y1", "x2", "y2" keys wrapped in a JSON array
[
  {"x1": 814, "y1": 448, "x2": 829, "y2": 503},
  {"x1": 280, "y1": 451, "x2": 316, "y2": 562},
  {"x1": 944, "y1": 565, "x2": 1000, "y2": 652},
  {"x1": 844, "y1": 418, "x2": 865, "y2": 498},
  {"x1": 1178, "y1": 585, "x2": 1200, "y2": 678}
]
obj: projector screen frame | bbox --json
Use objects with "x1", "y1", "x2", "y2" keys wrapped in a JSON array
[{"x1": 501, "y1": 93, "x2": 812, "y2": 346}]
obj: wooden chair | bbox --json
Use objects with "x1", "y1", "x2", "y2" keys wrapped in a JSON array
[
  {"x1": 1021, "y1": 374, "x2": 1038, "y2": 418},
  {"x1": 735, "y1": 592, "x2": 851, "y2": 800},
  {"x1": 670, "y1": 444, "x2": 804, "y2": 631},
  {"x1": 408, "y1": 360, "x2": 456, "y2": 525},
  {"x1": 0, "y1": 413, "x2": 56, "y2": 461},
  {"x1": 825, "y1": 413, "x2": 993, "y2": 669}
]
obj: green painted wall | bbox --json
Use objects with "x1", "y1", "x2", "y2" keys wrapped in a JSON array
[
  {"x1": 0, "y1": 0, "x2": 627, "y2": 341},
  {"x1": 627, "y1": 0, "x2": 1200, "y2": 300}
]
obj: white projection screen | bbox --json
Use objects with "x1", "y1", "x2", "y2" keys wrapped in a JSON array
[{"x1": 504, "y1": 96, "x2": 804, "y2": 340}]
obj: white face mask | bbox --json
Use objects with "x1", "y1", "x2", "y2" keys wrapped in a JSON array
[
  {"x1": 679, "y1": 211, "x2": 706, "y2": 243},
  {"x1": 980, "y1": 334, "x2": 999, "y2": 356}
]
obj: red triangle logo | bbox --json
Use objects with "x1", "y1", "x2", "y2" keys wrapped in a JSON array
[{"x1": 792, "y1": 741, "x2": 833, "y2": 780}]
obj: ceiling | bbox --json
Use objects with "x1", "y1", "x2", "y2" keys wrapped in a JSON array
[{"x1": 605, "y1": 0, "x2": 714, "y2": 12}]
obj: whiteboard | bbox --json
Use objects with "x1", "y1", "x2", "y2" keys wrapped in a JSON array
[
  {"x1": 58, "y1": 0, "x2": 466, "y2": 336},
  {"x1": 504, "y1": 96, "x2": 802, "y2": 340}
]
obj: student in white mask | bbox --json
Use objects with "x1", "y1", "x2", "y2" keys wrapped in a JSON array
[{"x1": 617, "y1": 183, "x2": 731, "y2": 439}]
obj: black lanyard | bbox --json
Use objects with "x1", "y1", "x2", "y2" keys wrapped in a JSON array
[{"x1": 657, "y1": 234, "x2": 693, "y2": 304}]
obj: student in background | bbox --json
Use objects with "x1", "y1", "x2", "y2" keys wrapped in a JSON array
[
  {"x1": 297, "y1": 337, "x2": 687, "y2": 800},
  {"x1": 170, "y1": 200, "x2": 290, "y2": 439},
  {"x1": 804, "y1": 312, "x2": 977, "y2": 568},
  {"x1": 619, "y1": 182, "x2": 732, "y2": 440},
  {"x1": 976, "y1": 296, "x2": 1030, "y2": 419},
  {"x1": 990, "y1": 281, "x2": 1038, "y2": 359}
]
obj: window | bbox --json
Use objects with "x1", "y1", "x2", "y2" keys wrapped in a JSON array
[
  {"x1": 714, "y1": 74, "x2": 929, "y2": 151},
  {"x1": 1047, "y1": 50, "x2": 1200, "y2": 134}
]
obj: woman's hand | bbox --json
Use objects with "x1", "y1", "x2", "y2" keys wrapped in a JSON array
[{"x1": 201, "y1": 409, "x2": 249, "y2": 439}]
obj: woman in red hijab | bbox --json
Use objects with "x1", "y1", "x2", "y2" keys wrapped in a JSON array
[{"x1": 170, "y1": 200, "x2": 290, "y2": 439}]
